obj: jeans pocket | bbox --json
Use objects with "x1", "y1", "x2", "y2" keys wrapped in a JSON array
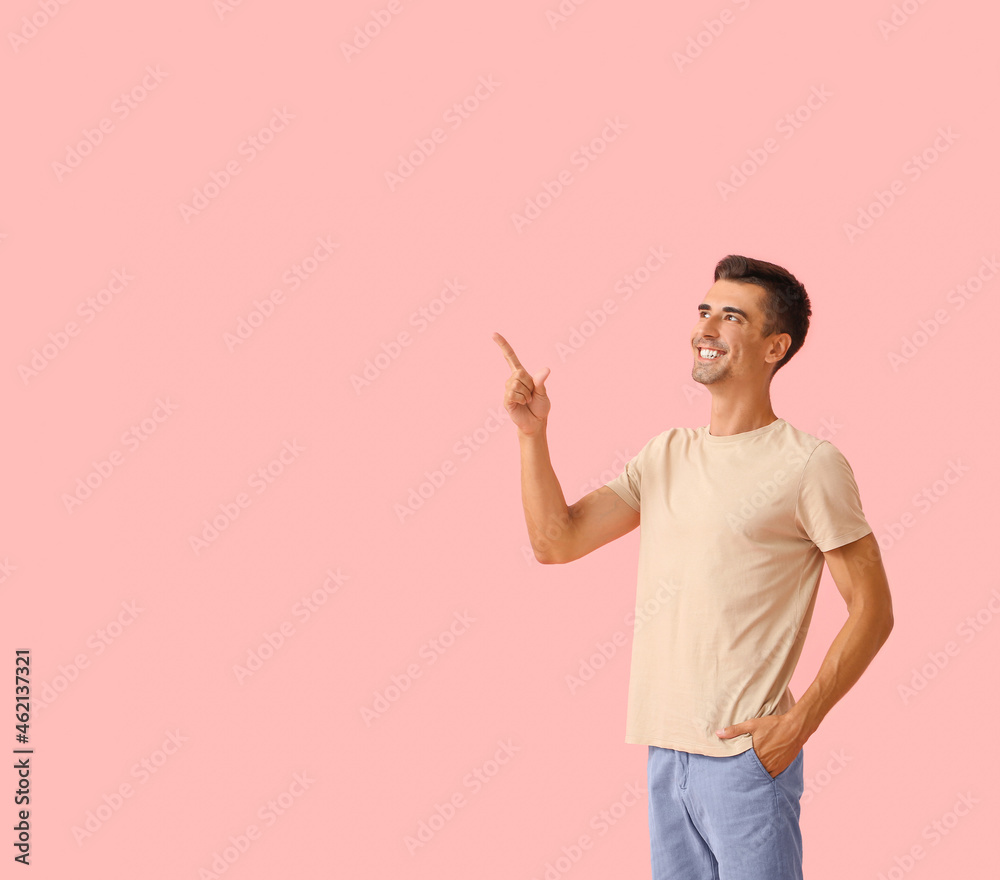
[
  {"x1": 746, "y1": 742, "x2": 775, "y2": 782},
  {"x1": 773, "y1": 747, "x2": 804, "y2": 791},
  {"x1": 750, "y1": 744, "x2": 803, "y2": 785}
]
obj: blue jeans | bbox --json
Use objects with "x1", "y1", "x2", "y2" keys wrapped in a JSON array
[{"x1": 647, "y1": 743, "x2": 804, "y2": 879}]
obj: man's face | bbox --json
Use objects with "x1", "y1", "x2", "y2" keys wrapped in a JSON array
[{"x1": 690, "y1": 279, "x2": 786, "y2": 386}]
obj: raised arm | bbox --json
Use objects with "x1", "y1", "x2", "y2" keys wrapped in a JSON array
[{"x1": 493, "y1": 332, "x2": 639, "y2": 564}]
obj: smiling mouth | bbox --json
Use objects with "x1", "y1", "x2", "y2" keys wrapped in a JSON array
[{"x1": 696, "y1": 347, "x2": 726, "y2": 361}]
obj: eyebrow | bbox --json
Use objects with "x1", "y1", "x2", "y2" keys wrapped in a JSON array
[{"x1": 697, "y1": 303, "x2": 750, "y2": 319}]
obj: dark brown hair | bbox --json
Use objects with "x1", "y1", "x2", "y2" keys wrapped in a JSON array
[{"x1": 713, "y1": 254, "x2": 812, "y2": 376}]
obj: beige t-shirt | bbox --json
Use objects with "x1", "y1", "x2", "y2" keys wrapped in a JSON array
[{"x1": 604, "y1": 417, "x2": 872, "y2": 757}]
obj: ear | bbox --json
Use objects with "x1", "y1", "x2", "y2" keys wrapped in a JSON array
[{"x1": 765, "y1": 332, "x2": 792, "y2": 365}]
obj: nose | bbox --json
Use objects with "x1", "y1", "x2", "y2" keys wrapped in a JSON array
[{"x1": 700, "y1": 316, "x2": 720, "y2": 339}]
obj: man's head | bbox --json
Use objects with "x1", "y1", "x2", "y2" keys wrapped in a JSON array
[{"x1": 691, "y1": 255, "x2": 812, "y2": 386}]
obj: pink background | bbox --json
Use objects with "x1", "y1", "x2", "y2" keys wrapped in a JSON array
[{"x1": 2, "y1": 0, "x2": 997, "y2": 877}]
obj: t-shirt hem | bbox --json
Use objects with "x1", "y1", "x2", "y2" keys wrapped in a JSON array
[
  {"x1": 814, "y1": 523, "x2": 873, "y2": 553},
  {"x1": 605, "y1": 482, "x2": 640, "y2": 512},
  {"x1": 625, "y1": 732, "x2": 754, "y2": 757}
]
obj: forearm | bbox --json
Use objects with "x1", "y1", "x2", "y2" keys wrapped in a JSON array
[
  {"x1": 786, "y1": 603, "x2": 893, "y2": 741},
  {"x1": 518, "y1": 426, "x2": 573, "y2": 562}
]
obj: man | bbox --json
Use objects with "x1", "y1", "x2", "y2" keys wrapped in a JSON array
[{"x1": 492, "y1": 254, "x2": 893, "y2": 879}]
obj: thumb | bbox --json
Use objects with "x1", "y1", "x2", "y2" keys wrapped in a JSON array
[{"x1": 532, "y1": 366, "x2": 551, "y2": 393}]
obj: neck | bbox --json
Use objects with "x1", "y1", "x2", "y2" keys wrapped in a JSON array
[{"x1": 706, "y1": 387, "x2": 777, "y2": 437}]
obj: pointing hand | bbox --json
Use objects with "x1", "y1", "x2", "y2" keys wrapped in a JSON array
[{"x1": 492, "y1": 332, "x2": 551, "y2": 436}]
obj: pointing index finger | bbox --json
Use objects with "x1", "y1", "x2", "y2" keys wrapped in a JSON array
[{"x1": 492, "y1": 332, "x2": 524, "y2": 372}]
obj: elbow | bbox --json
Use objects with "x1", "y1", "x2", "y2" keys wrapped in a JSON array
[
  {"x1": 531, "y1": 531, "x2": 572, "y2": 564},
  {"x1": 533, "y1": 542, "x2": 572, "y2": 565},
  {"x1": 870, "y1": 601, "x2": 894, "y2": 646},
  {"x1": 847, "y1": 598, "x2": 894, "y2": 645},
  {"x1": 882, "y1": 608, "x2": 894, "y2": 642},
  {"x1": 881, "y1": 591, "x2": 895, "y2": 642}
]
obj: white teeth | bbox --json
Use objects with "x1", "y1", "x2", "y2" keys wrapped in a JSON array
[{"x1": 699, "y1": 348, "x2": 723, "y2": 359}]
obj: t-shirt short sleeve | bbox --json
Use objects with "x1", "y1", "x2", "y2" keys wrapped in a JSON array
[
  {"x1": 794, "y1": 441, "x2": 873, "y2": 552},
  {"x1": 604, "y1": 444, "x2": 645, "y2": 512}
]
